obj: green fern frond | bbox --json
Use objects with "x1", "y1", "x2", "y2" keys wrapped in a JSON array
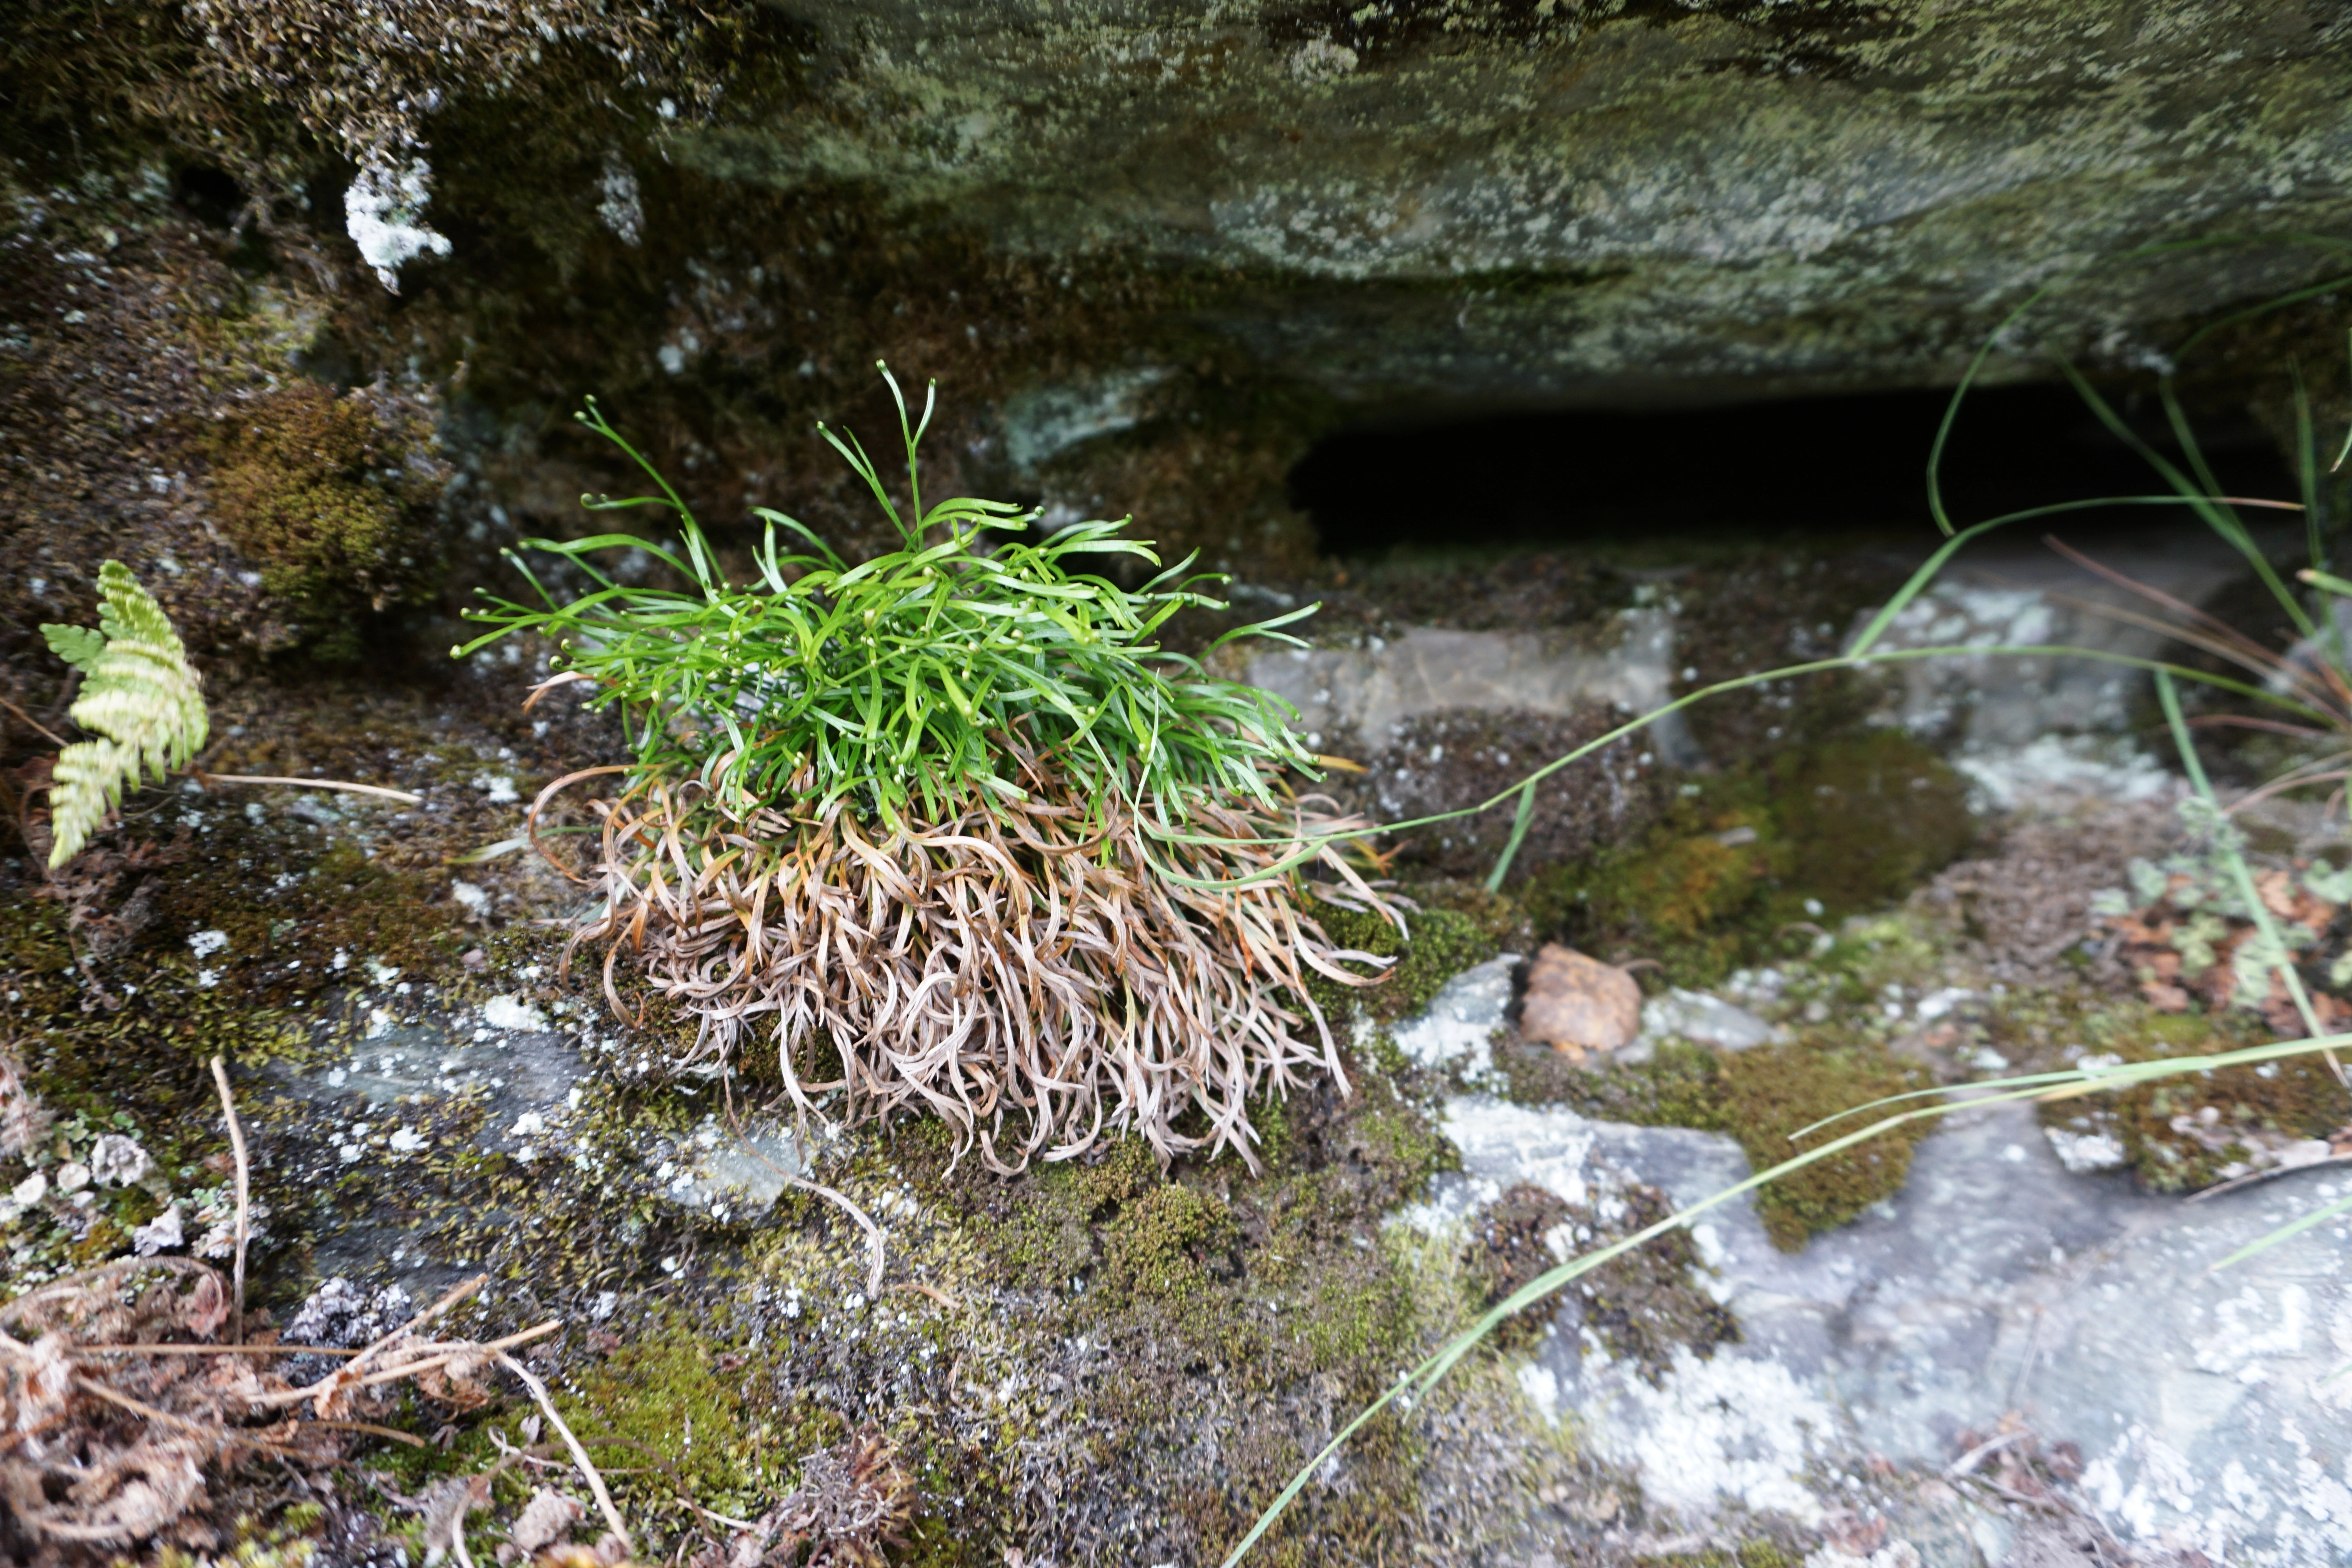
[
  {"x1": 47, "y1": 739, "x2": 143, "y2": 870},
  {"x1": 38, "y1": 561, "x2": 208, "y2": 868},
  {"x1": 41, "y1": 624, "x2": 105, "y2": 670}
]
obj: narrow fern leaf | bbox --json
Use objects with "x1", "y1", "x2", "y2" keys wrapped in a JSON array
[
  {"x1": 94, "y1": 559, "x2": 181, "y2": 646},
  {"x1": 48, "y1": 739, "x2": 139, "y2": 867},
  {"x1": 41, "y1": 624, "x2": 105, "y2": 670},
  {"x1": 44, "y1": 562, "x2": 207, "y2": 868}
]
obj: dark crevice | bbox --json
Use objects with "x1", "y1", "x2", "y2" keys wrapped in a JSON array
[
  {"x1": 172, "y1": 163, "x2": 246, "y2": 229},
  {"x1": 1290, "y1": 379, "x2": 2299, "y2": 558}
]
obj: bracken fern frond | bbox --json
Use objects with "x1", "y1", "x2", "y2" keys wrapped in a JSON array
[{"x1": 40, "y1": 561, "x2": 208, "y2": 868}]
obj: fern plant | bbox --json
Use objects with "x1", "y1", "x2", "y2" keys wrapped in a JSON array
[{"x1": 39, "y1": 561, "x2": 209, "y2": 867}]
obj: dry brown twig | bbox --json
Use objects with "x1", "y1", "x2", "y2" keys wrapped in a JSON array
[
  {"x1": 196, "y1": 771, "x2": 425, "y2": 804},
  {"x1": 495, "y1": 1352, "x2": 634, "y2": 1555},
  {"x1": 0, "y1": 1260, "x2": 619, "y2": 1550},
  {"x1": 209, "y1": 1055, "x2": 250, "y2": 1343}
]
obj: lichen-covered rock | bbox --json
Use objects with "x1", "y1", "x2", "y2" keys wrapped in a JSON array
[{"x1": 675, "y1": 0, "x2": 2352, "y2": 403}]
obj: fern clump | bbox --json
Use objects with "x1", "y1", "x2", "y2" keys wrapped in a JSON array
[
  {"x1": 461, "y1": 368, "x2": 1396, "y2": 1171},
  {"x1": 40, "y1": 562, "x2": 209, "y2": 868}
]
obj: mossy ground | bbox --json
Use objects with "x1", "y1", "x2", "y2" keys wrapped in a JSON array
[
  {"x1": 202, "y1": 380, "x2": 449, "y2": 659},
  {"x1": 1634, "y1": 1543, "x2": 1800, "y2": 1568},
  {"x1": 1711, "y1": 1040, "x2": 1933, "y2": 1251},
  {"x1": 1497, "y1": 1032, "x2": 1933, "y2": 1253},
  {"x1": 1989, "y1": 991, "x2": 2350, "y2": 1195},
  {"x1": 328, "y1": 1063, "x2": 1529, "y2": 1568},
  {"x1": 1308, "y1": 885, "x2": 1515, "y2": 1031},
  {"x1": 1, "y1": 671, "x2": 1611, "y2": 1567},
  {"x1": 1521, "y1": 730, "x2": 1976, "y2": 989},
  {"x1": 1493, "y1": 905, "x2": 1980, "y2": 1250}
]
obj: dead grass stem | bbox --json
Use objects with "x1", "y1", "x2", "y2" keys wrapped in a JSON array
[
  {"x1": 207, "y1": 1055, "x2": 249, "y2": 1343},
  {"x1": 554, "y1": 730, "x2": 1397, "y2": 1174}
]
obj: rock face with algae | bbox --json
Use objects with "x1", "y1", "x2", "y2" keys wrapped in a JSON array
[
  {"x1": 9, "y1": 4, "x2": 2352, "y2": 1566},
  {"x1": 680, "y1": 0, "x2": 2352, "y2": 406}
]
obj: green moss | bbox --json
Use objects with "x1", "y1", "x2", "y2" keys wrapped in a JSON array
[
  {"x1": 1498, "y1": 1027, "x2": 1933, "y2": 1247},
  {"x1": 1501, "y1": 1038, "x2": 1731, "y2": 1129},
  {"x1": 156, "y1": 1516, "x2": 322, "y2": 1568},
  {"x1": 1716, "y1": 1040, "x2": 1933, "y2": 1251},
  {"x1": 1762, "y1": 733, "x2": 1978, "y2": 911},
  {"x1": 1307, "y1": 894, "x2": 1497, "y2": 1035},
  {"x1": 1336, "y1": 1086, "x2": 1461, "y2": 1190},
  {"x1": 1458, "y1": 1181, "x2": 1571, "y2": 1350},
  {"x1": 859, "y1": 1083, "x2": 1456, "y2": 1564},
  {"x1": 201, "y1": 381, "x2": 448, "y2": 660},
  {"x1": 983, "y1": 1133, "x2": 1164, "y2": 1290},
  {"x1": 1636, "y1": 1543, "x2": 1798, "y2": 1568},
  {"x1": 1523, "y1": 731, "x2": 1974, "y2": 987},
  {"x1": 561, "y1": 1321, "x2": 788, "y2": 1508},
  {"x1": 1102, "y1": 1179, "x2": 1239, "y2": 1300},
  {"x1": 2020, "y1": 1000, "x2": 2343, "y2": 1194},
  {"x1": 1557, "y1": 1183, "x2": 1740, "y2": 1381}
]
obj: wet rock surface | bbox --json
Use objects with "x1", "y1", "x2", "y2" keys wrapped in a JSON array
[
  {"x1": 5, "y1": 566, "x2": 2348, "y2": 1568},
  {"x1": 6, "y1": 3, "x2": 2350, "y2": 1562},
  {"x1": 1392, "y1": 905, "x2": 2352, "y2": 1566}
]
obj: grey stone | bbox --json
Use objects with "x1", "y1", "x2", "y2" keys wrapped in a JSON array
[
  {"x1": 678, "y1": 1, "x2": 2352, "y2": 407},
  {"x1": 1236, "y1": 526, "x2": 2273, "y2": 807},
  {"x1": 1000, "y1": 365, "x2": 1174, "y2": 474},
  {"x1": 1390, "y1": 953, "x2": 1521, "y2": 1080},
  {"x1": 263, "y1": 984, "x2": 811, "y2": 1287},
  {"x1": 1858, "y1": 523, "x2": 2299, "y2": 754},
  {"x1": 1628, "y1": 987, "x2": 1783, "y2": 1058},
  {"x1": 1413, "y1": 1088, "x2": 2352, "y2": 1564},
  {"x1": 657, "y1": 1115, "x2": 811, "y2": 1217},
  {"x1": 1245, "y1": 617, "x2": 1698, "y2": 760}
]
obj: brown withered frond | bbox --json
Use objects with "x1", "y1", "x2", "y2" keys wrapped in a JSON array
[
  {"x1": 0, "y1": 1258, "x2": 338, "y2": 1546},
  {"x1": 0, "y1": 1260, "x2": 578, "y2": 1550}
]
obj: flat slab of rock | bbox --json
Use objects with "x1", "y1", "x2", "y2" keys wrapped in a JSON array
[
  {"x1": 1406, "y1": 1092, "x2": 2352, "y2": 1565},
  {"x1": 704, "y1": 4, "x2": 2352, "y2": 406},
  {"x1": 1392, "y1": 955, "x2": 1521, "y2": 1078}
]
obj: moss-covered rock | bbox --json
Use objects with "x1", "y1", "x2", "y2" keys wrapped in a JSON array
[
  {"x1": 1523, "y1": 730, "x2": 1975, "y2": 987},
  {"x1": 1495, "y1": 1029, "x2": 1932, "y2": 1252},
  {"x1": 1307, "y1": 890, "x2": 1503, "y2": 1030},
  {"x1": 1713, "y1": 1039, "x2": 1933, "y2": 1252},
  {"x1": 2000, "y1": 994, "x2": 2348, "y2": 1196},
  {"x1": 665, "y1": 0, "x2": 2352, "y2": 407},
  {"x1": 203, "y1": 381, "x2": 448, "y2": 657}
]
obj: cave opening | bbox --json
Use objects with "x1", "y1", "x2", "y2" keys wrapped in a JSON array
[{"x1": 1289, "y1": 379, "x2": 2303, "y2": 559}]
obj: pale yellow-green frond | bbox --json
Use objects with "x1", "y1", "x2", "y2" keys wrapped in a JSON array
[
  {"x1": 47, "y1": 739, "x2": 142, "y2": 869},
  {"x1": 39, "y1": 562, "x2": 208, "y2": 867}
]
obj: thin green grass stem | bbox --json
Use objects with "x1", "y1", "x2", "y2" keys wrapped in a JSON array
[
  {"x1": 1923, "y1": 234, "x2": 2352, "y2": 538},
  {"x1": 2154, "y1": 670, "x2": 2337, "y2": 1061},
  {"x1": 1235, "y1": 239, "x2": 2352, "y2": 1565},
  {"x1": 1485, "y1": 780, "x2": 1540, "y2": 894}
]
